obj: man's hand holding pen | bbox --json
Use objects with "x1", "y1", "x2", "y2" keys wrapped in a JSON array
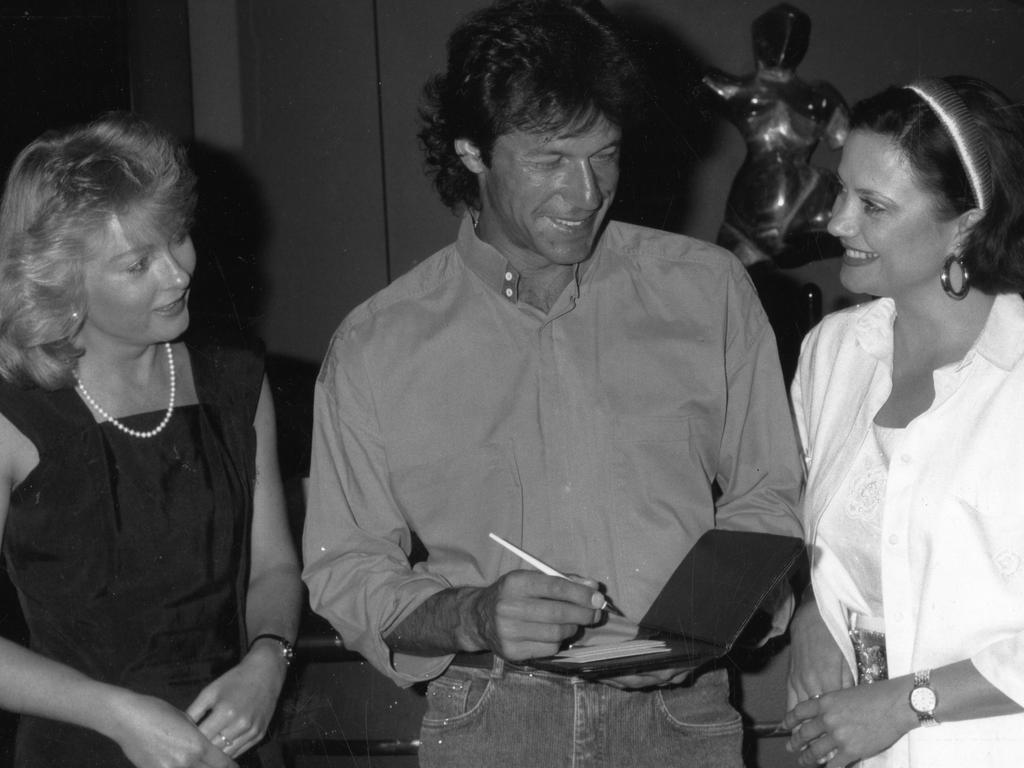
[
  {"x1": 487, "y1": 532, "x2": 624, "y2": 616},
  {"x1": 462, "y1": 570, "x2": 606, "y2": 662}
]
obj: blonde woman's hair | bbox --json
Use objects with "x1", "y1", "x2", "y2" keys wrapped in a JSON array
[{"x1": 0, "y1": 112, "x2": 196, "y2": 389}]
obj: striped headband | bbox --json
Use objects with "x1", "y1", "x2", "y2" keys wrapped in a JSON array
[{"x1": 905, "y1": 78, "x2": 992, "y2": 211}]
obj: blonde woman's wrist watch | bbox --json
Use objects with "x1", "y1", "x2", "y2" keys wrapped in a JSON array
[
  {"x1": 909, "y1": 669, "x2": 939, "y2": 726},
  {"x1": 249, "y1": 633, "x2": 295, "y2": 666}
]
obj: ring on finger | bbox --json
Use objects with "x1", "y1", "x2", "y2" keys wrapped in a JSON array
[{"x1": 817, "y1": 747, "x2": 838, "y2": 765}]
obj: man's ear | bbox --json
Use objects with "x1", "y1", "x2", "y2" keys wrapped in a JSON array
[{"x1": 455, "y1": 139, "x2": 486, "y2": 173}]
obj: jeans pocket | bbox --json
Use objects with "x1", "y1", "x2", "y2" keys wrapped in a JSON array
[
  {"x1": 422, "y1": 671, "x2": 493, "y2": 728},
  {"x1": 654, "y1": 674, "x2": 743, "y2": 736}
]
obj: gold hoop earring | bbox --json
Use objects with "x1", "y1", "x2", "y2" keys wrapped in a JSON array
[{"x1": 940, "y1": 253, "x2": 970, "y2": 300}]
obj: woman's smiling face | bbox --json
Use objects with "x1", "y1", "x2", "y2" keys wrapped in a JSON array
[{"x1": 828, "y1": 129, "x2": 963, "y2": 300}]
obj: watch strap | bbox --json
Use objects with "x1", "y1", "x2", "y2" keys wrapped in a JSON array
[
  {"x1": 911, "y1": 669, "x2": 939, "y2": 726},
  {"x1": 250, "y1": 632, "x2": 295, "y2": 666}
]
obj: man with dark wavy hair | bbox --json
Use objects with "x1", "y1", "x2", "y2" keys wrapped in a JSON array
[{"x1": 303, "y1": 1, "x2": 803, "y2": 765}]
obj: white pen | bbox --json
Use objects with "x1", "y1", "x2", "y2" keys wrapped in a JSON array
[{"x1": 488, "y1": 532, "x2": 624, "y2": 615}]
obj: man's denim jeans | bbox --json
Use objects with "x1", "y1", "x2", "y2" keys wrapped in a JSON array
[{"x1": 419, "y1": 659, "x2": 743, "y2": 767}]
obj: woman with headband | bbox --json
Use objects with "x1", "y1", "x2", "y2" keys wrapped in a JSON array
[{"x1": 782, "y1": 76, "x2": 1024, "y2": 767}]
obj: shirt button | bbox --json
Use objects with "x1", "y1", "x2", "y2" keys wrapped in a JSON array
[
  {"x1": 900, "y1": 454, "x2": 911, "y2": 464},
  {"x1": 888, "y1": 534, "x2": 898, "y2": 545},
  {"x1": 505, "y1": 271, "x2": 513, "y2": 281},
  {"x1": 504, "y1": 287, "x2": 513, "y2": 298}
]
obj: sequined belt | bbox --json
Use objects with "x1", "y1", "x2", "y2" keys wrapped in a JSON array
[{"x1": 848, "y1": 613, "x2": 888, "y2": 684}]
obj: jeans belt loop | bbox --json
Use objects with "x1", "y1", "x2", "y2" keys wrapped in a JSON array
[{"x1": 492, "y1": 655, "x2": 506, "y2": 678}]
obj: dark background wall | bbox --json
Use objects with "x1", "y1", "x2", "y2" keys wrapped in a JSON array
[
  {"x1": 214, "y1": 0, "x2": 1024, "y2": 364},
  {"x1": 1, "y1": 2, "x2": 1021, "y2": 362},
  {"x1": 1, "y1": 2, "x2": 1023, "y2": 766},
  {"x1": 3, "y1": 1, "x2": 1021, "y2": 364}
]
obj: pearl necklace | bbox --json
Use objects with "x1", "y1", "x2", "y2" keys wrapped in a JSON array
[{"x1": 75, "y1": 342, "x2": 176, "y2": 439}]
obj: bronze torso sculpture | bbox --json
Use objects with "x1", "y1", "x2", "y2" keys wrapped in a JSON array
[{"x1": 704, "y1": 3, "x2": 848, "y2": 267}]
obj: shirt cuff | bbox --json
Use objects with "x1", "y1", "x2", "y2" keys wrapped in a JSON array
[
  {"x1": 367, "y1": 576, "x2": 455, "y2": 687},
  {"x1": 971, "y1": 640, "x2": 1024, "y2": 708},
  {"x1": 392, "y1": 651, "x2": 456, "y2": 685}
]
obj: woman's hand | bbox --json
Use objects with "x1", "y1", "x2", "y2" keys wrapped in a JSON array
[
  {"x1": 186, "y1": 646, "x2": 288, "y2": 759},
  {"x1": 786, "y1": 598, "x2": 854, "y2": 708},
  {"x1": 108, "y1": 692, "x2": 236, "y2": 768},
  {"x1": 782, "y1": 679, "x2": 915, "y2": 766}
]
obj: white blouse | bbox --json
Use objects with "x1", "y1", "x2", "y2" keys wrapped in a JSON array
[
  {"x1": 793, "y1": 293, "x2": 1024, "y2": 768},
  {"x1": 817, "y1": 421, "x2": 900, "y2": 622}
]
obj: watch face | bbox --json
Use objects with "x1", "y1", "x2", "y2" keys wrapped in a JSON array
[{"x1": 910, "y1": 686, "x2": 937, "y2": 713}]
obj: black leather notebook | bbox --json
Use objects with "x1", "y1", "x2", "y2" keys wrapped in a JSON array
[{"x1": 528, "y1": 529, "x2": 805, "y2": 679}]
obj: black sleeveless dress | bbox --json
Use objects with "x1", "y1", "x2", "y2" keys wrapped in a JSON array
[{"x1": 0, "y1": 346, "x2": 261, "y2": 768}]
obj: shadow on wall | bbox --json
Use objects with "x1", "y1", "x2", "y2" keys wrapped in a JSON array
[
  {"x1": 610, "y1": 5, "x2": 718, "y2": 234},
  {"x1": 186, "y1": 141, "x2": 271, "y2": 350},
  {"x1": 186, "y1": 140, "x2": 319, "y2": 530}
]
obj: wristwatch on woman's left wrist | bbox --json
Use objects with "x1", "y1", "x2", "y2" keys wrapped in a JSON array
[{"x1": 909, "y1": 669, "x2": 939, "y2": 727}]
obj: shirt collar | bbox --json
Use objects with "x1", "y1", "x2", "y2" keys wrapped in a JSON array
[
  {"x1": 455, "y1": 213, "x2": 589, "y2": 305},
  {"x1": 852, "y1": 298, "x2": 897, "y2": 364},
  {"x1": 972, "y1": 293, "x2": 1024, "y2": 371},
  {"x1": 457, "y1": 214, "x2": 517, "y2": 301},
  {"x1": 852, "y1": 293, "x2": 1024, "y2": 372}
]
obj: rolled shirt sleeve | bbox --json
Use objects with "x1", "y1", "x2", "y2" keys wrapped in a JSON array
[
  {"x1": 302, "y1": 331, "x2": 454, "y2": 686},
  {"x1": 972, "y1": 637, "x2": 1024, "y2": 708},
  {"x1": 714, "y1": 259, "x2": 804, "y2": 538},
  {"x1": 714, "y1": 261, "x2": 804, "y2": 638}
]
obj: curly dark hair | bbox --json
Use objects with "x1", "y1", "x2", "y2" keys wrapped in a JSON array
[
  {"x1": 850, "y1": 77, "x2": 1024, "y2": 294},
  {"x1": 419, "y1": 0, "x2": 643, "y2": 212}
]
